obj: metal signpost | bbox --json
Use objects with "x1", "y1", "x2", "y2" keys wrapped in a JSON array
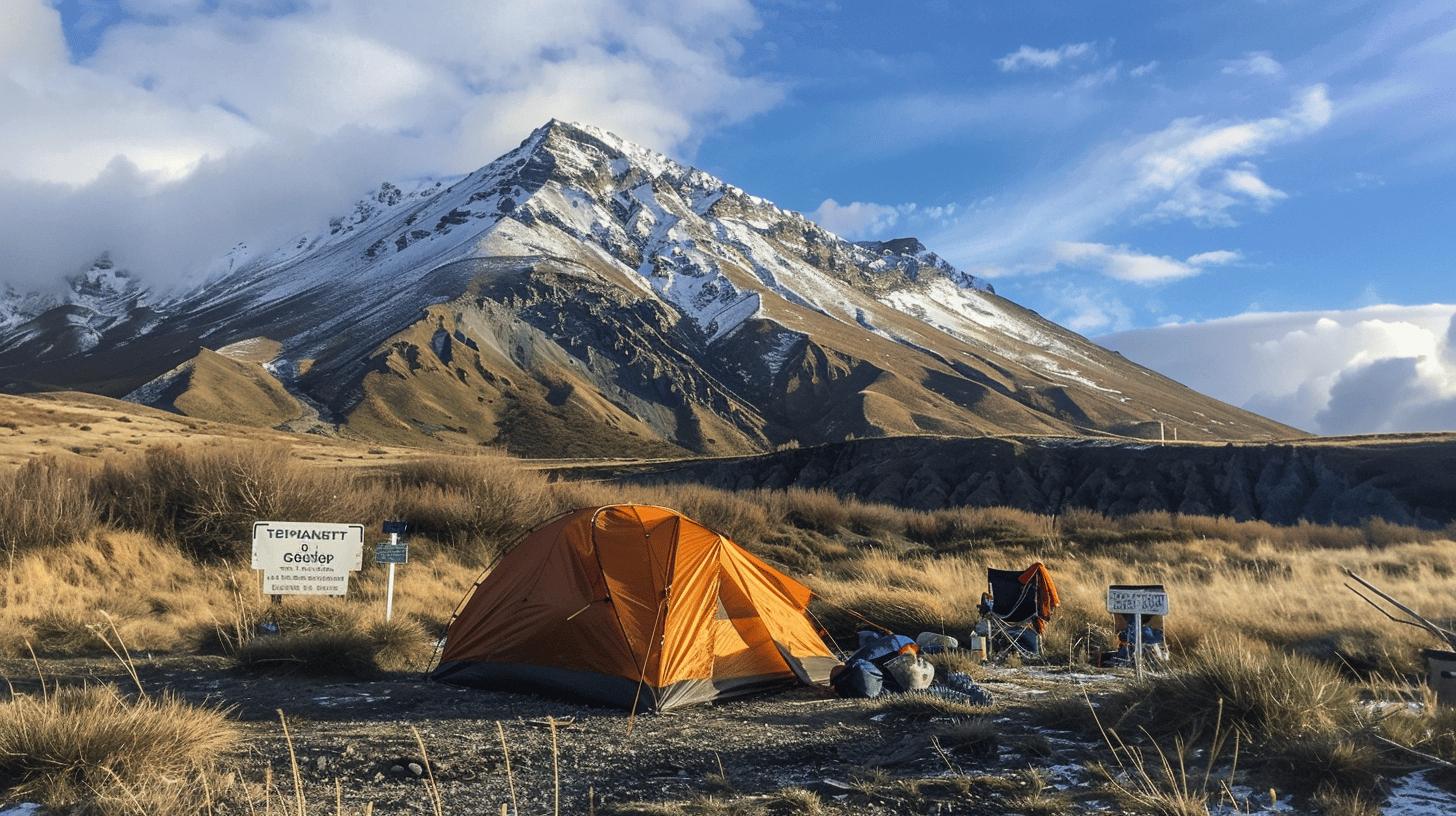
[
  {"x1": 251, "y1": 521, "x2": 365, "y2": 597},
  {"x1": 377, "y1": 521, "x2": 409, "y2": 622},
  {"x1": 1106, "y1": 585, "x2": 1169, "y2": 679}
]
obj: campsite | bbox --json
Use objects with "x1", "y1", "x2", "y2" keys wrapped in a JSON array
[
  {"x1": 2, "y1": 421, "x2": 1456, "y2": 815},
  {"x1": 5, "y1": 4, "x2": 1456, "y2": 812}
]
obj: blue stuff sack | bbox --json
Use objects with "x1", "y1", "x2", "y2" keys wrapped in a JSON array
[
  {"x1": 849, "y1": 634, "x2": 916, "y2": 667},
  {"x1": 830, "y1": 658, "x2": 885, "y2": 699}
]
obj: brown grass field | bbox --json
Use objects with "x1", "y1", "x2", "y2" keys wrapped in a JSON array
[{"x1": 2, "y1": 405, "x2": 1455, "y2": 814}]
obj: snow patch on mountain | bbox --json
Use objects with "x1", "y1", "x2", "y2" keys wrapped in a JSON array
[{"x1": 4, "y1": 119, "x2": 1105, "y2": 397}]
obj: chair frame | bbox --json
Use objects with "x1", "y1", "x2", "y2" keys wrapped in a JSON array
[{"x1": 981, "y1": 569, "x2": 1045, "y2": 661}]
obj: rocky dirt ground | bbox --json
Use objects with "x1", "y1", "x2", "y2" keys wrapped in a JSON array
[
  {"x1": 7, "y1": 656, "x2": 1456, "y2": 815},
  {"x1": 2, "y1": 655, "x2": 1138, "y2": 815}
]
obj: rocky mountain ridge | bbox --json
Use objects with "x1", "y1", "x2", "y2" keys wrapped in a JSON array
[{"x1": 0, "y1": 120, "x2": 1295, "y2": 454}]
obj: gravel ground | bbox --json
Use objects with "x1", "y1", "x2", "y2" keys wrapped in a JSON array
[{"x1": 2, "y1": 656, "x2": 1131, "y2": 815}]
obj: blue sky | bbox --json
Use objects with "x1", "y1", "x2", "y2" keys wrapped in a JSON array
[
  {"x1": 3, "y1": 0, "x2": 1453, "y2": 432},
  {"x1": 692, "y1": 1, "x2": 1456, "y2": 333}
]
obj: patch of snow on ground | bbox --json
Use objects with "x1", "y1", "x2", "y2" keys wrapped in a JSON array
[
  {"x1": 1036, "y1": 359, "x2": 1122, "y2": 394},
  {"x1": 0, "y1": 804, "x2": 43, "y2": 815},
  {"x1": 1382, "y1": 772, "x2": 1456, "y2": 815},
  {"x1": 216, "y1": 337, "x2": 273, "y2": 360}
]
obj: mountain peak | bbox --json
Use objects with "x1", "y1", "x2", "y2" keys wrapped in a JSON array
[{"x1": 0, "y1": 118, "x2": 1294, "y2": 453}]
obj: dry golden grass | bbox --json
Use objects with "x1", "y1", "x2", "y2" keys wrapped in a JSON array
[
  {"x1": 2, "y1": 437, "x2": 1453, "y2": 687},
  {"x1": 233, "y1": 617, "x2": 432, "y2": 677},
  {"x1": 0, "y1": 684, "x2": 238, "y2": 815},
  {"x1": 0, "y1": 530, "x2": 244, "y2": 657},
  {"x1": 0, "y1": 391, "x2": 416, "y2": 469}
]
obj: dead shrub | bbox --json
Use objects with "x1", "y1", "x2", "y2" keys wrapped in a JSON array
[
  {"x1": 389, "y1": 455, "x2": 555, "y2": 555},
  {"x1": 0, "y1": 684, "x2": 238, "y2": 815},
  {"x1": 783, "y1": 488, "x2": 851, "y2": 533},
  {"x1": 0, "y1": 456, "x2": 100, "y2": 562},
  {"x1": 93, "y1": 444, "x2": 363, "y2": 560}
]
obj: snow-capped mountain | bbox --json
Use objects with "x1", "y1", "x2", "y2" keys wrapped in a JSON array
[{"x1": 0, "y1": 120, "x2": 1294, "y2": 454}]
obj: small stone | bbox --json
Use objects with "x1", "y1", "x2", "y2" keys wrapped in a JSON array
[
  {"x1": 407, "y1": 762, "x2": 424, "y2": 778},
  {"x1": 389, "y1": 764, "x2": 406, "y2": 775}
]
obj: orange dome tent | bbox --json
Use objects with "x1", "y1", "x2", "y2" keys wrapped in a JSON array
[{"x1": 432, "y1": 505, "x2": 838, "y2": 711}]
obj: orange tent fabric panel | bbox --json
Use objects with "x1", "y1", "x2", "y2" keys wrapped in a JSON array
[{"x1": 433, "y1": 504, "x2": 837, "y2": 711}]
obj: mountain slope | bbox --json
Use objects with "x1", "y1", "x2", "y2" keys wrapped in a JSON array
[{"x1": 0, "y1": 120, "x2": 1296, "y2": 454}]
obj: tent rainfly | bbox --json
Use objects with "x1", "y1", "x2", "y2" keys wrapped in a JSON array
[{"x1": 432, "y1": 505, "x2": 838, "y2": 711}]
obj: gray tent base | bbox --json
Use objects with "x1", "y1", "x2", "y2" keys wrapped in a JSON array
[{"x1": 431, "y1": 660, "x2": 802, "y2": 712}]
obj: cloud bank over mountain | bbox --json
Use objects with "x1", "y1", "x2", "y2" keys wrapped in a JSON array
[
  {"x1": 0, "y1": 0, "x2": 775, "y2": 292},
  {"x1": 1101, "y1": 304, "x2": 1456, "y2": 434}
]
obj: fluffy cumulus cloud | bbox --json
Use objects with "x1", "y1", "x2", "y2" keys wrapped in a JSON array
[
  {"x1": 0, "y1": 0, "x2": 778, "y2": 291},
  {"x1": 810, "y1": 199, "x2": 958, "y2": 240},
  {"x1": 1100, "y1": 304, "x2": 1456, "y2": 434},
  {"x1": 1053, "y1": 242, "x2": 1241, "y2": 285},
  {"x1": 995, "y1": 42, "x2": 1095, "y2": 72}
]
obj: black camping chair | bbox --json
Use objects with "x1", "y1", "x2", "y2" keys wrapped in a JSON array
[{"x1": 979, "y1": 568, "x2": 1044, "y2": 661}]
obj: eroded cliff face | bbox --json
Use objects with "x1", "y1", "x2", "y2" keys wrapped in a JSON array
[{"x1": 571, "y1": 435, "x2": 1456, "y2": 526}]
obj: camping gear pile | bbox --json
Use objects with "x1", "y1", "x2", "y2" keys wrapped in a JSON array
[{"x1": 829, "y1": 631, "x2": 993, "y2": 706}]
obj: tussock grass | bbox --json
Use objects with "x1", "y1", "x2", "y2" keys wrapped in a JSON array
[
  {"x1": 1378, "y1": 688, "x2": 1456, "y2": 766},
  {"x1": 93, "y1": 444, "x2": 364, "y2": 561},
  {"x1": 0, "y1": 455, "x2": 99, "y2": 564},
  {"x1": 0, "y1": 684, "x2": 238, "y2": 815},
  {"x1": 0, "y1": 530, "x2": 242, "y2": 658},
  {"x1": 234, "y1": 613, "x2": 433, "y2": 677},
  {"x1": 865, "y1": 690, "x2": 997, "y2": 719},
  {"x1": 1108, "y1": 638, "x2": 1358, "y2": 745}
]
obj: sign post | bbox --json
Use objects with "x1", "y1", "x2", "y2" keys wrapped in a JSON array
[
  {"x1": 251, "y1": 521, "x2": 365, "y2": 597},
  {"x1": 377, "y1": 522, "x2": 409, "y2": 622},
  {"x1": 1106, "y1": 585, "x2": 1169, "y2": 679}
]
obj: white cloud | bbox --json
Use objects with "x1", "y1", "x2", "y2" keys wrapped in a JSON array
[
  {"x1": 0, "y1": 0, "x2": 778, "y2": 291},
  {"x1": 1129, "y1": 61, "x2": 1159, "y2": 77},
  {"x1": 995, "y1": 42, "x2": 1095, "y2": 72},
  {"x1": 930, "y1": 86, "x2": 1332, "y2": 269},
  {"x1": 1053, "y1": 242, "x2": 1240, "y2": 285},
  {"x1": 1100, "y1": 304, "x2": 1456, "y2": 434},
  {"x1": 1222, "y1": 167, "x2": 1288, "y2": 205},
  {"x1": 810, "y1": 199, "x2": 958, "y2": 240},
  {"x1": 1137, "y1": 86, "x2": 1330, "y2": 225},
  {"x1": 1222, "y1": 51, "x2": 1285, "y2": 77},
  {"x1": 1071, "y1": 65, "x2": 1121, "y2": 90},
  {"x1": 1052, "y1": 286, "x2": 1134, "y2": 333},
  {"x1": 811, "y1": 199, "x2": 903, "y2": 239},
  {"x1": 1184, "y1": 249, "x2": 1242, "y2": 266}
]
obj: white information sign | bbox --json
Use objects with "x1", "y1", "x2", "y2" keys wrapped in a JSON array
[
  {"x1": 1106, "y1": 586, "x2": 1169, "y2": 616},
  {"x1": 251, "y1": 522, "x2": 364, "y2": 596}
]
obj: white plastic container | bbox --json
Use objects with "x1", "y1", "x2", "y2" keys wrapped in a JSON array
[
  {"x1": 916, "y1": 632, "x2": 959, "y2": 652},
  {"x1": 883, "y1": 653, "x2": 935, "y2": 691}
]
